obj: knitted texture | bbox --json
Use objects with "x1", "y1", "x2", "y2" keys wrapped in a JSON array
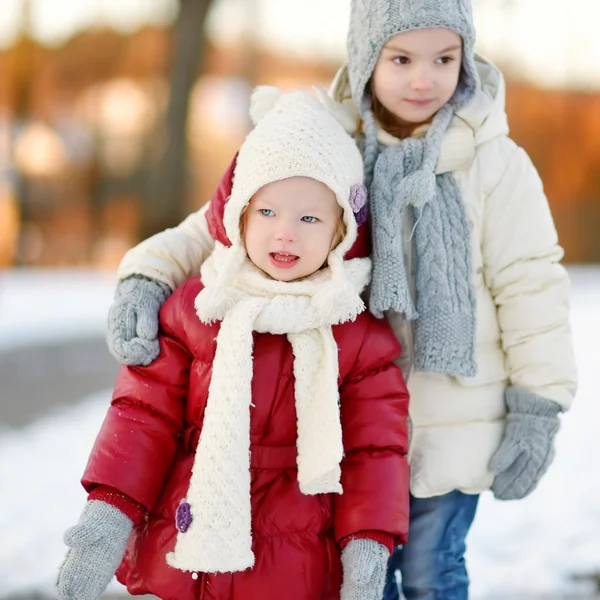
[
  {"x1": 210, "y1": 86, "x2": 368, "y2": 308},
  {"x1": 88, "y1": 485, "x2": 146, "y2": 525},
  {"x1": 228, "y1": 87, "x2": 364, "y2": 248},
  {"x1": 490, "y1": 387, "x2": 562, "y2": 500},
  {"x1": 341, "y1": 538, "x2": 390, "y2": 600},
  {"x1": 106, "y1": 275, "x2": 171, "y2": 366},
  {"x1": 166, "y1": 252, "x2": 371, "y2": 574},
  {"x1": 347, "y1": 0, "x2": 479, "y2": 113},
  {"x1": 56, "y1": 500, "x2": 133, "y2": 600},
  {"x1": 368, "y1": 104, "x2": 477, "y2": 376},
  {"x1": 343, "y1": 1, "x2": 481, "y2": 377},
  {"x1": 340, "y1": 531, "x2": 396, "y2": 554}
]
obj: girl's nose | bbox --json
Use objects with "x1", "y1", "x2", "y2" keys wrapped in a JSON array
[
  {"x1": 410, "y1": 64, "x2": 434, "y2": 91},
  {"x1": 275, "y1": 223, "x2": 297, "y2": 243}
]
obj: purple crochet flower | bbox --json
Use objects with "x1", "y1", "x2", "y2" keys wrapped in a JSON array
[
  {"x1": 349, "y1": 183, "x2": 368, "y2": 226},
  {"x1": 176, "y1": 500, "x2": 192, "y2": 533}
]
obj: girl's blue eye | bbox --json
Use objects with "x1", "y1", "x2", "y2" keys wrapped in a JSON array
[
  {"x1": 301, "y1": 216, "x2": 318, "y2": 223},
  {"x1": 259, "y1": 209, "x2": 275, "y2": 217}
]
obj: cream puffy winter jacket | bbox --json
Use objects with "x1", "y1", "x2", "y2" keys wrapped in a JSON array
[{"x1": 117, "y1": 56, "x2": 577, "y2": 498}]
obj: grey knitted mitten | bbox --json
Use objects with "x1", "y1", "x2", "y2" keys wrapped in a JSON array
[
  {"x1": 56, "y1": 500, "x2": 133, "y2": 600},
  {"x1": 341, "y1": 538, "x2": 390, "y2": 600},
  {"x1": 106, "y1": 275, "x2": 171, "y2": 366},
  {"x1": 490, "y1": 387, "x2": 562, "y2": 500}
]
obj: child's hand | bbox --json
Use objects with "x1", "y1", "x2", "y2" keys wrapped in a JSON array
[
  {"x1": 56, "y1": 500, "x2": 133, "y2": 600},
  {"x1": 341, "y1": 538, "x2": 389, "y2": 600},
  {"x1": 106, "y1": 275, "x2": 171, "y2": 366},
  {"x1": 490, "y1": 387, "x2": 562, "y2": 500}
]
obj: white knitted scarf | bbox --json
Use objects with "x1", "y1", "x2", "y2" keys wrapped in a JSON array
[{"x1": 166, "y1": 246, "x2": 371, "y2": 575}]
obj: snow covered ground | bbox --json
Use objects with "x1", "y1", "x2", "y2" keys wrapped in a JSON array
[
  {"x1": 0, "y1": 267, "x2": 598, "y2": 598},
  {"x1": 0, "y1": 269, "x2": 116, "y2": 352}
]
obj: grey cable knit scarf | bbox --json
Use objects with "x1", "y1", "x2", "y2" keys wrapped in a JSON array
[{"x1": 367, "y1": 103, "x2": 477, "y2": 377}]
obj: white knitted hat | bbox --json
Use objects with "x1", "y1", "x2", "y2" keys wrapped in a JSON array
[{"x1": 203, "y1": 86, "x2": 368, "y2": 315}]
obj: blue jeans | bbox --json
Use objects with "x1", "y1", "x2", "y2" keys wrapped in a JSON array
[{"x1": 383, "y1": 490, "x2": 479, "y2": 600}]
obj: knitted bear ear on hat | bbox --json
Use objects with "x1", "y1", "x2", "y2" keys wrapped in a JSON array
[{"x1": 249, "y1": 86, "x2": 283, "y2": 125}]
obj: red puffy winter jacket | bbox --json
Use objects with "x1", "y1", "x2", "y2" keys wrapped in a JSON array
[{"x1": 81, "y1": 157, "x2": 410, "y2": 600}]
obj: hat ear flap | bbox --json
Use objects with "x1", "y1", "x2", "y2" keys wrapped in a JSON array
[{"x1": 249, "y1": 86, "x2": 283, "y2": 125}]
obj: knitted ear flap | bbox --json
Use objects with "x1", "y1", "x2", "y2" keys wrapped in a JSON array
[{"x1": 249, "y1": 86, "x2": 283, "y2": 125}]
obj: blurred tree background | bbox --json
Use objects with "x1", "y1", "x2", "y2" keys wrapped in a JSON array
[
  {"x1": 142, "y1": 0, "x2": 214, "y2": 239},
  {"x1": 0, "y1": 0, "x2": 598, "y2": 268}
]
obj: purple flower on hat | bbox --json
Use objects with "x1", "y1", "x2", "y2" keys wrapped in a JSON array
[
  {"x1": 176, "y1": 500, "x2": 192, "y2": 533},
  {"x1": 349, "y1": 183, "x2": 368, "y2": 226}
]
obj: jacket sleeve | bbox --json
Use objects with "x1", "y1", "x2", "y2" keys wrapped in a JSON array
[
  {"x1": 334, "y1": 315, "x2": 410, "y2": 545},
  {"x1": 117, "y1": 203, "x2": 214, "y2": 290},
  {"x1": 481, "y1": 139, "x2": 577, "y2": 409},
  {"x1": 82, "y1": 285, "x2": 193, "y2": 510}
]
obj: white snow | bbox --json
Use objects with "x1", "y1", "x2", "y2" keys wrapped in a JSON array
[
  {"x1": 0, "y1": 269, "x2": 116, "y2": 351},
  {"x1": 0, "y1": 389, "x2": 127, "y2": 597},
  {"x1": 0, "y1": 267, "x2": 598, "y2": 598}
]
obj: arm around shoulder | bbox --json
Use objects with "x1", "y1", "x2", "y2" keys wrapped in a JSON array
[{"x1": 117, "y1": 203, "x2": 215, "y2": 290}]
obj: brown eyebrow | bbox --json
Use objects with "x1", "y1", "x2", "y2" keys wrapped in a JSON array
[{"x1": 383, "y1": 44, "x2": 462, "y2": 55}]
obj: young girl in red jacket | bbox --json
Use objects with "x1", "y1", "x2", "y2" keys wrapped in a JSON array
[{"x1": 56, "y1": 87, "x2": 410, "y2": 600}]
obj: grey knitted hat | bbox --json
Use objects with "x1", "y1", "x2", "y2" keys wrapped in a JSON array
[
  {"x1": 347, "y1": 0, "x2": 480, "y2": 192},
  {"x1": 347, "y1": 0, "x2": 479, "y2": 112}
]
